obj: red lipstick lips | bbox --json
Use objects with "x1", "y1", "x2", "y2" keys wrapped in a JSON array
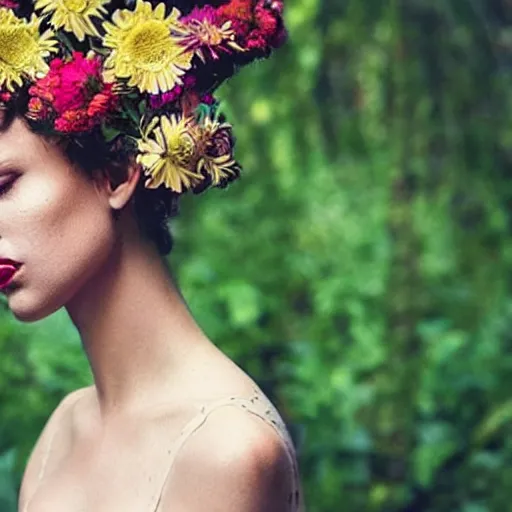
[{"x1": 0, "y1": 259, "x2": 22, "y2": 290}]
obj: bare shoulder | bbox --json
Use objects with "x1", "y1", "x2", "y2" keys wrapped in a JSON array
[
  {"x1": 18, "y1": 386, "x2": 91, "y2": 511},
  {"x1": 160, "y1": 405, "x2": 296, "y2": 512}
]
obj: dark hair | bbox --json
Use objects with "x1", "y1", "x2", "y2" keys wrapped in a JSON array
[
  {"x1": 65, "y1": 132, "x2": 180, "y2": 257},
  {"x1": 1, "y1": 101, "x2": 179, "y2": 256}
]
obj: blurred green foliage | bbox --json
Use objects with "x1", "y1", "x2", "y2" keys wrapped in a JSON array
[{"x1": 2, "y1": 0, "x2": 512, "y2": 510}]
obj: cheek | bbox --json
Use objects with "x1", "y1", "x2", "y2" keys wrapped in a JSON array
[
  {"x1": 9, "y1": 176, "x2": 115, "y2": 320},
  {"x1": 46, "y1": 191, "x2": 114, "y2": 287}
]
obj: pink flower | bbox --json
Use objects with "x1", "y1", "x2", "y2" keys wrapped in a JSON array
[
  {"x1": 149, "y1": 75, "x2": 197, "y2": 109},
  {"x1": 0, "y1": 0, "x2": 18, "y2": 9},
  {"x1": 180, "y1": 5, "x2": 219, "y2": 25},
  {"x1": 0, "y1": 91, "x2": 12, "y2": 104},
  {"x1": 28, "y1": 52, "x2": 118, "y2": 133},
  {"x1": 53, "y1": 53, "x2": 103, "y2": 114},
  {"x1": 179, "y1": 4, "x2": 242, "y2": 63},
  {"x1": 200, "y1": 93, "x2": 216, "y2": 105}
]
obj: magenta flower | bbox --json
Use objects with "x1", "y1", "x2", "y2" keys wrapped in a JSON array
[
  {"x1": 0, "y1": 0, "x2": 19, "y2": 9},
  {"x1": 177, "y1": 5, "x2": 245, "y2": 63},
  {"x1": 149, "y1": 75, "x2": 197, "y2": 109}
]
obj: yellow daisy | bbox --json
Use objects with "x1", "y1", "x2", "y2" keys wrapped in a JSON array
[
  {"x1": 137, "y1": 114, "x2": 204, "y2": 194},
  {"x1": 196, "y1": 116, "x2": 240, "y2": 186},
  {"x1": 34, "y1": 0, "x2": 110, "y2": 42},
  {"x1": 102, "y1": 0, "x2": 195, "y2": 94},
  {"x1": 0, "y1": 9, "x2": 57, "y2": 92}
]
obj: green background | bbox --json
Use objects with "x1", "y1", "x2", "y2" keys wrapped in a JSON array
[{"x1": 2, "y1": 1, "x2": 512, "y2": 510}]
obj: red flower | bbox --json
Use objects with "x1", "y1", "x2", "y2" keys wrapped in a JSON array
[
  {"x1": 28, "y1": 52, "x2": 118, "y2": 134},
  {"x1": 253, "y1": 1, "x2": 287, "y2": 49},
  {"x1": 29, "y1": 72, "x2": 60, "y2": 103},
  {"x1": 87, "y1": 86, "x2": 117, "y2": 118},
  {"x1": 27, "y1": 97, "x2": 49, "y2": 119},
  {"x1": 217, "y1": 0, "x2": 253, "y2": 25},
  {"x1": 55, "y1": 109, "x2": 93, "y2": 133},
  {"x1": 217, "y1": 0, "x2": 252, "y2": 40},
  {"x1": 217, "y1": 0, "x2": 286, "y2": 51},
  {"x1": 0, "y1": 91, "x2": 12, "y2": 104}
]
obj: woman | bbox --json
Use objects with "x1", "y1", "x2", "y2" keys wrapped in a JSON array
[{"x1": 0, "y1": 0, "x2": 304, "y2": 510}]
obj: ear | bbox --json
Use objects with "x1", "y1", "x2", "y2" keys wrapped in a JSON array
[{"x1": 104, "y1": 161, "x2": 142, "y2": 212}]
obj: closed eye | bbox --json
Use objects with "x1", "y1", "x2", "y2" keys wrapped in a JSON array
[{"x1": 0, "y1": 177, "x2": 16, "y2": 198}]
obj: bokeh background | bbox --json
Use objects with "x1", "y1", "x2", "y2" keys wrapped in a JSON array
[{"x1": 2, "y1": 1, "x2": 512, "y2": 511}]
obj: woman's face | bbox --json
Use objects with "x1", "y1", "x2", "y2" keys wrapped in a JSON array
[{"x1": 0, "y1": 116, "x2": 118, "y2": 322}]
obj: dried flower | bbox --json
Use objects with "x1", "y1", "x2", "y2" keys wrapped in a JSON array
[{"x1": 178, "y1": 5, "x2": 245, "y2": 63}]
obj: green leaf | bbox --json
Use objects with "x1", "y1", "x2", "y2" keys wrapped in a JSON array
[{"x1": 473, "y1": 400, "x2": 512, "y2": 446}]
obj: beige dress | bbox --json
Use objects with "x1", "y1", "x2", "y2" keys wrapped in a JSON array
[{"x1": 23, "y1": 387, "x2": 304, "y2": 512}]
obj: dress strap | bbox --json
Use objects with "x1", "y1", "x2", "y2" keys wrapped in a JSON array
[{"x1": 152, "y1": 389, "x2": 302, "y2": 512}]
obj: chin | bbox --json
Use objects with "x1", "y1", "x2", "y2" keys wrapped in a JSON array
[
  {"x1": 9, "y1": 306, "x2": 59, "y2": 324},
  {"x1": 5, "y1": 290, "x2": 62, "y2": 323}
]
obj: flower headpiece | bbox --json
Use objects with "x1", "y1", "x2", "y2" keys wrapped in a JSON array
[{"x1": 0, "y1": 0, "x2": 286, "y2": 195}]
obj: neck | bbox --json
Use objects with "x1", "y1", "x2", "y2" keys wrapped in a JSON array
[{"x1": 65, "y1": 229, "x2": 211, "y2": 417}]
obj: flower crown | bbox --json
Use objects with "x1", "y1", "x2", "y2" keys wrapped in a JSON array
[{"x1": 0, "y1": 0, "x2": 286, "y2": 195}]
